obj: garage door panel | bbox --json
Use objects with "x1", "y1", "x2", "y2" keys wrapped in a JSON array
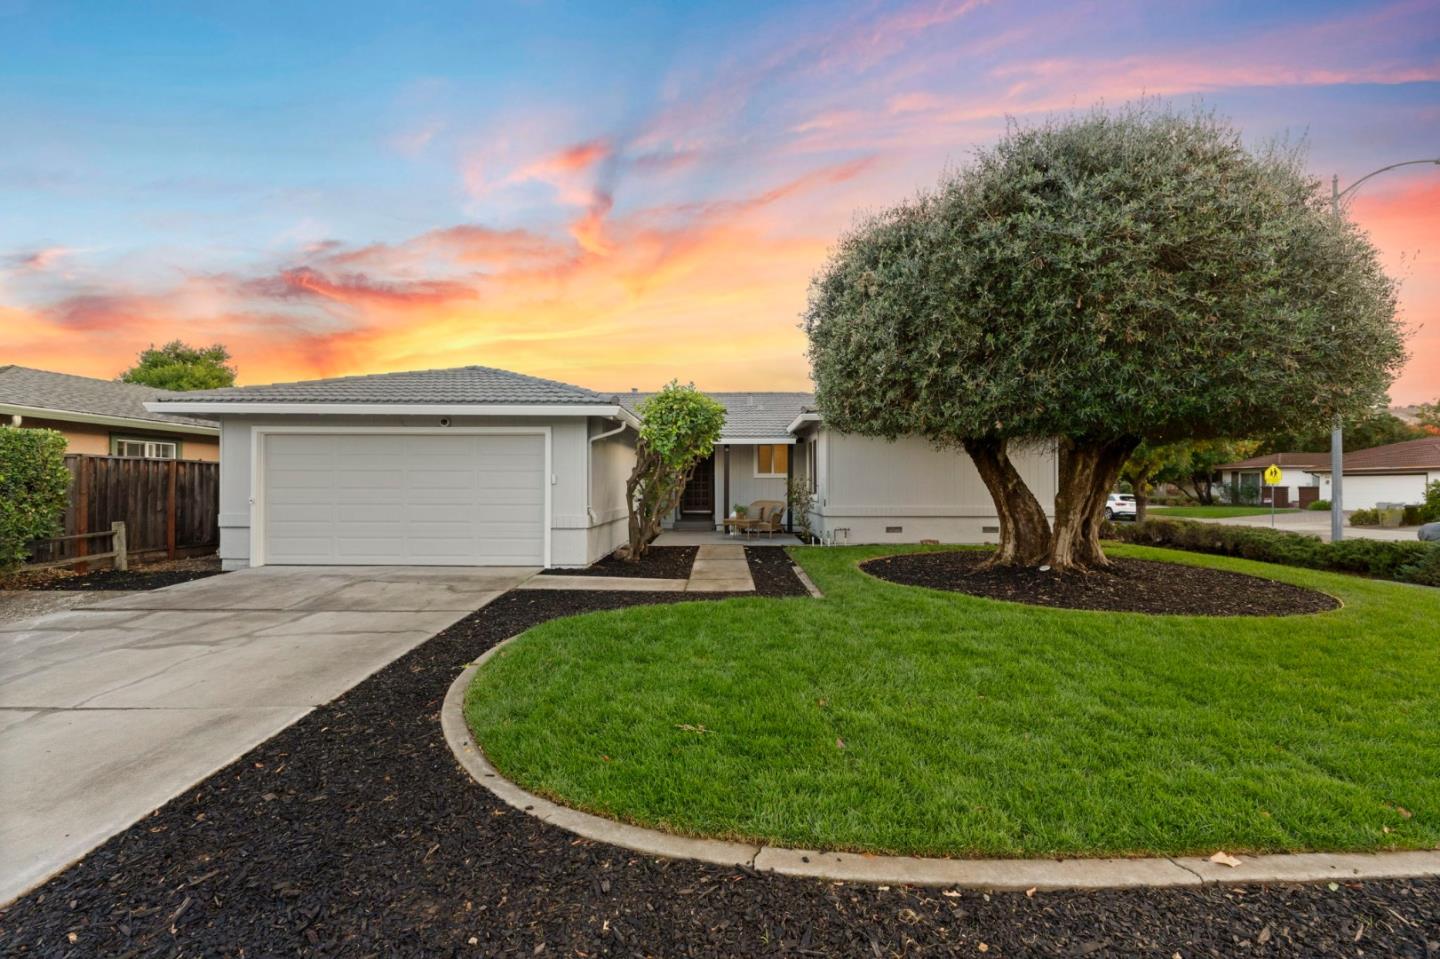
[{"x1": 263, "y1": 432, "x2": 546, "y2": 566}]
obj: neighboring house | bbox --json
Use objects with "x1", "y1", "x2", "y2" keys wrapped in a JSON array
[
  {"x1": 1215, "y1": 452, "x2": 1330, "y2": 508},
  {"x1": 149, "y1": 365, "x2": 1060, "y2": 570},
  {"x1": 1309, "y1": 436, "x2": 1440, "y2": 510},
  {"x1": 0, "y1": 365, "x2": 219, "y2": 460}
]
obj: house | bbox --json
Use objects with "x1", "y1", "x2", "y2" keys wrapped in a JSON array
[
  {"x1": 148, "y1": 365, "x2": 1059, "y2": 570},
  {"x1": 1309, "y1": 436, "x2": 1440, "y2": 510},
  {"x1": 0, "y1": 365, "x2": 220, "y2": 460},
  {"x1": 1215, "y1": 451, "x2": 1331, "y2": 508}
]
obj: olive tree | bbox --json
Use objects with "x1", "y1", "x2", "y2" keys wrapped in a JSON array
[
  {"x1": 622, "y1": 382, "x2": 726, "y2": 560},
  {"x1": 806, "y1": 105, "x2": 1405, "y2": 571}
]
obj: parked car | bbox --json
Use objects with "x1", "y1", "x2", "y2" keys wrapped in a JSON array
[{"x1": 1104, "y1": 493, "x2": 1137, "y2": 521}]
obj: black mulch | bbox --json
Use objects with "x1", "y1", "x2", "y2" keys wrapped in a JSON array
[
  {"x1": 0, "y1": 558, "x2": 224, "y2": 592},
  {"x1": 539, "y1": 545, "x2": 697, "y2": 579},
  {"x1": 862, "y1": 551, "x2": 1341, "y2": 616},
  {"x1": 745, "y1": 546, "x2": 811, "y2": 597},
  {"x1": 3, "y1": 557, "x2": 1432, "y2": 957}
]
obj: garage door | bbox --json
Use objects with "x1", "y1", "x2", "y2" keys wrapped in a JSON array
[{"x1": 261, "y1": 432, "x2": 546, "y2": 566}]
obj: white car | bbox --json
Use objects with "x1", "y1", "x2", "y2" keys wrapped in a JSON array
[{"x1": 1104, "y1": 493, "x2": 1137, "y2": 521}]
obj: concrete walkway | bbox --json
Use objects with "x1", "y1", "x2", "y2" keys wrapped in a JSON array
[
  {"x1": 0, "y1": 564, "x2": 535, "y2": 905},
  {"x1": 520, "y1": 544, "x2": 755, "y2": 593}
]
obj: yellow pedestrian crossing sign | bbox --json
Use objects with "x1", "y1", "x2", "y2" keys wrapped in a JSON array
[{"x1": 1263, "y1": 464, "x2": 1283, "y2": 486}]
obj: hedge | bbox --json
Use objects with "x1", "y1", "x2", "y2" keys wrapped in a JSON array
[
  {"x1": 0, "y1": 428, "x2": 72, "y2": 572},
  {"x1": 1106, "y1": 517, "x2": 1440, "y2": 587}
]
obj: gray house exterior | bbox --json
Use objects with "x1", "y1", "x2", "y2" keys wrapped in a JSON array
[{"x1": 150, "y1": 366, "x2": 1057, "y2": 570}]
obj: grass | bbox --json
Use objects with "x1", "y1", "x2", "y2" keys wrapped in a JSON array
[
  {"x1": 1149, "y1": 505, "x2": 1301, "y2": 518},
  {"x1": 464, "y1": 544, "x2": 1440, "y2": 860}
]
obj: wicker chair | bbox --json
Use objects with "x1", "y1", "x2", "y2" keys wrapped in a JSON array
[{"x1": 744, "y1": 500, "x2": 787, "y2": 539}]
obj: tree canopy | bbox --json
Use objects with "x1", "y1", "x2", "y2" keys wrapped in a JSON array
[
  {"x1": 806, "y1": 104, "x2": 1405, "y2": 570},
  {"x1": 120, "y1": 341, "x2": 237, "y2": 391},
  {"x1": 1256, "y1": 403, "x2": 1425, "y2": 453}
]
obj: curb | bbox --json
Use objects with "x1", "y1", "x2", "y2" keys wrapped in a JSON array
[{"x1": 443, "y1": 637, "x2": 1440, "y2": 891}]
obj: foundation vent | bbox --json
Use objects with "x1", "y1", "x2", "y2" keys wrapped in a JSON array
[
  {"x1": 981, "y1": 525, "x2": 1000, "y2": 533},
  {"x1": 885, "y1": 526, "x2": 903, "y2": 534}
]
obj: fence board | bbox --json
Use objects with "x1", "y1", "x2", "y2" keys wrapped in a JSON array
[{"x1": 31, "y1": 455, "x2": 219, "y2": 565}]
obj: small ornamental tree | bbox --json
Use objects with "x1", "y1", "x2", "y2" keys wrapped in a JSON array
[
  {"x1": 1155, "y1": 438, "x2": 1258, "y2": 505},
  {"x1": 622, "y1": 382, "x2": 726, "y2": 560},
  {"x1": 0, "y1": 428, "x2": 71, "y2": 572},
  {"x1": 120, "y1": 340, "x2": 237, "y2": 391},
  {"x1": 806, "y1": 104, "x2": 1405, "y2": 571}
]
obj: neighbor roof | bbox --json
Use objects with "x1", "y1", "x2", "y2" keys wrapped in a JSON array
[
  {"x1": 148, "y1": 366, "x2": 610, "y2": 407},
  {"x1": 1217, "y1": 451, "x2": 1333, "y2": 471},
  {"x1": 1309, "y1": 436, "x2": 1440, "y2": 474},
  {"x1": 618, "y1": 391, "x2": 814, "y2": 440},
  {"x1": 0, "y1": 365, "x2": 218, "y2": 431}
]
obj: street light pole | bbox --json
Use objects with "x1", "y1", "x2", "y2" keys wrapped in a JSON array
[{"x1": 1326, "y1": 158, "x2": 1440, "y2": 543}]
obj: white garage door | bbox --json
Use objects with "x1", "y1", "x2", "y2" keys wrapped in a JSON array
[{"x1": 261, "y1": 432, "x2": 546, "y2": 566}]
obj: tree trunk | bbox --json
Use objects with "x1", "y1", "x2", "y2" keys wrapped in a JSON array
[
  {"x1": 963, "y1": 437, "x2": 1051, "y2": 567},
  {"x1": 1133, "y1": 469, "x2": 1152, "y2": 523},
  {"x1": 1048, "y1": 438, "x2": 1139, "y2": 572}
]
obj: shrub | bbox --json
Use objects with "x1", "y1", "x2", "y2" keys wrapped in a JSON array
[
  {"x1": 1308, "y1": 499, "x2": 1331, "y2": 511},
  {"x1": 1105, "y1": 517, "x2": 1440, "y2": 587},
  {"x1": 0, "y1": 428, "x2": 71, "y2": 572},
  {"x1": 1349, "y1": 508, "x2": 1380, "y2": 526},
  {"x1": 1421, "y1": 480, "x2": 1440, "y2": 524}
]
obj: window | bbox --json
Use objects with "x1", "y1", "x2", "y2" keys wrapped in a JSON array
[
  {"x1": 755, "y1": 444, "x2": 789, "y2": 478},
  {"x1": 113, "y1": 438, "x2": 178, "y2": 459}
]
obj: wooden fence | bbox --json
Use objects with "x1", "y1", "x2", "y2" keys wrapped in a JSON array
[{"x1": 27, "y1": 455, "x2": 219, "y2": 568}]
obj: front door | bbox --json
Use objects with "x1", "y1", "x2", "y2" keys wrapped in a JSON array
[{"x1": 679, "y1": 453, "x2": 715, "y2": 517}]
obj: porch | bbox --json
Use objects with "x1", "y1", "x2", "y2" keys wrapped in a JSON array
[{"x1": 652, "y1": 529, "x2": 802, "y2": 547}]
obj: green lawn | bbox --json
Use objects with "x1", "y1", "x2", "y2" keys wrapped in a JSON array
[
  {"x1": 1149, "y1": 505, "x2": 1301, "y2": 518},
  {"x1": 464, "y1": 544, "x2": 1439, "y2": 859}
]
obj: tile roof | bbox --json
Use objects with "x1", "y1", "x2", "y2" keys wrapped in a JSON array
[
  {"x1": 148, "y1": 365, "x2": 610, "y2": 406},
  {"x1": 1309, "y1": 436, "x2": 1440, "y2": 473},
  {"x1": 1217, "y1": 451, "x2": 1333, "y2": 471},
  {"x1": 0, "y1": 365, "x2": 218, "y2": 429},
  {"x1": 618, "y1": 391, "x2": 814, "y2": 439}
]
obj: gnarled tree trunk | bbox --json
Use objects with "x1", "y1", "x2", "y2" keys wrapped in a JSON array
[
  {"x1": 963, "y1": 437, "x2": 1051, "y2": 567},
  {"x1": 1048, "y1": 437, "x2": 1139, "y2": 572}
]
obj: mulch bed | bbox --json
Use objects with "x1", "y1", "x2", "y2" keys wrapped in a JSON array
[
  {"x1": 0, "y1": 556, "x2": 224, "y2": 592},
  {"x1": 746, "y1": 546, "x2": 811, "y2": 597},
  {"x1": 539, "y1": 545, "x2": 697, "y2": 579},
  {"x1": 3, "y1": 554, "x2": 1432, "y2": 957},
  {"x1": 862, "y1": 551, "x2": 1341, "y2": 616}
]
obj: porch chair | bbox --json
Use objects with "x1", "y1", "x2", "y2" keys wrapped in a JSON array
[{"x1": 744, "y1": 500, "x2": 787, "y2": 539}]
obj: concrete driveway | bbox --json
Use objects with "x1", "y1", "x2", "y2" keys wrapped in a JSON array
[{"x1": 0, "y1": 564, "x2": 535, "y2": 905}]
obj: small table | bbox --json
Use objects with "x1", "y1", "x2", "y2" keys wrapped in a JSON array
[{"x1": 722, "y1": 515, "x2": 754, "y2": 536}]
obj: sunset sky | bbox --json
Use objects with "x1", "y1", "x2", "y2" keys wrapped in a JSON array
[{"x1": 2, "y1": 0, "x2": 1437, "y2": 402}]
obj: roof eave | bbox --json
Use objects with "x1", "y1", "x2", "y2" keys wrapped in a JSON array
[
  {"x1": 0, "y1": 403, "x2": 219, "y2": 436},
  {"x1": 786, "y1": 412, "x2": 822, "y2": 434},
  {"x1": 144, "y1": 400, "x2": 639, "y2": 425}
]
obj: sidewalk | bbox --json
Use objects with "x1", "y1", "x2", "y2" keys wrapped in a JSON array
[{"x1": 1183, "y1": 511, "x2": 1422, "y2": 542}]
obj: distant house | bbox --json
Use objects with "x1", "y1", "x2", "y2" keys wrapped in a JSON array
[
  {"x1": 1309, "y1": 436, "x2": 1440, "y2": 510},
  {"x1": 1216, "y1": 452, "x2": 1330, "y2": 508},
  {"x1": 0, "y1": 365, "x2": 219, "y2": 460}
]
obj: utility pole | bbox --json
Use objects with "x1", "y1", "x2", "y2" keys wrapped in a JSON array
[{"x1": 1327, "y1": 158, "x2": 1440, "y2": 542}]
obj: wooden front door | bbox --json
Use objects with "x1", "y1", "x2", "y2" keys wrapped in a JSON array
[{"x1": 680, "y1": 453, "x2": 715, "y2": 516}]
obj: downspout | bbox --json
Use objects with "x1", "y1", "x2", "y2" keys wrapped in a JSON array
[{"x1": 587, "y1": 418, "x2": 630, "y2": 524}]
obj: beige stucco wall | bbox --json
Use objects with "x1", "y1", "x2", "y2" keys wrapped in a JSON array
[
  {"x1": 808, "y1": 429, "x2": 1059, "y2": 545},
  {"x1": 19, "y1": 416, "x2": 219, "y2": 461}
]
